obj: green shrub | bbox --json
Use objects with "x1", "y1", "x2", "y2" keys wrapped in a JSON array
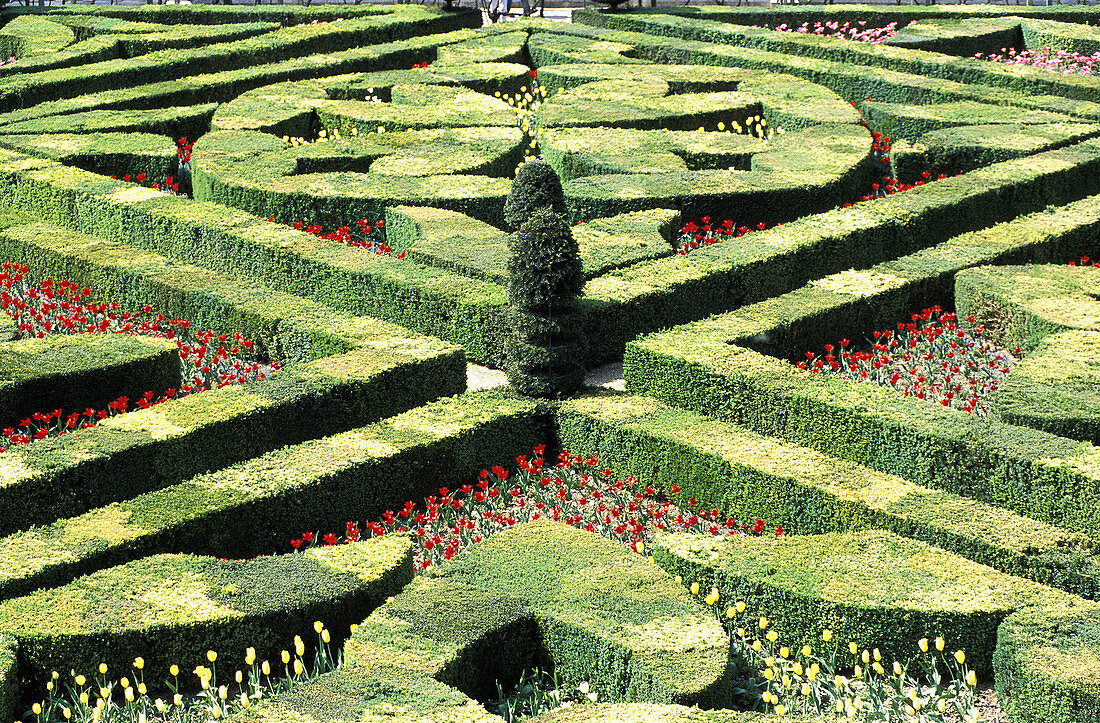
[
  {"x1": 502, "y1": 159, "x2": 567, "y2": 231},
  {"x1": 505, "y1": 207, "x2": 587, "y2": 399}
]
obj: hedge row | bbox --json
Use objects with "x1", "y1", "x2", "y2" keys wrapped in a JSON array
[
  {"x1": 235, "y1": 520, "x2": 731, "y2": 723},
  {"x1": 955, "y1": 265, "x2": 1100, "y2": 445},
  {"x1": 47, "y1": 3, "x2": 397, "y2": 26},
  {"x1": 0, "y1": 212, "x2": 465, "y2": 537},
  {"x1": 0, "y1": 103, "x2": 217, "y2": 140},
  {"x1": 0, "y1": 635, "x2": 14, "y2": 723},
  {"x1": 523, "y1": 21, "x2": 1100, "y2": 122},
  {"x1": 995, "y1": 604, "x2": 1100, "y2": 723},
  {"x1": 0, "y1": 6, "x2": 478, "y2": 114},
  {"x1": 574, "y1": 11, "x2": 1100, "y2": 103},
  {"x1": 384, "y1": 206, "x2": 677, "y2": 284},
  {"x1": 0, "y1": 147, "x2": 512, "y2": 364},
  {"x1": 0, "y1": 334, "x2": 177, "y2": 431},
  {"x1": 535, "y1": 703, "x2": 826, "y2": 723},
  {"x1": 555, "y1": 393, "x2": 1100, "y2": 599},
  {"x1": 0, "y1": 28, "x2": 479, "y2": 129},
  {"x1": 0, "y1": 132, "x2": 177, "y2": 182},
  {"x1": 602, "y1": 5, "x2": 1100, "y2": 27},
  {"x1": 623, "y1": 194, "x2": 1100, "y2": 537},
  {"x1": 0, "y1": 15, "x2": 73, "y2": 59},
  {"x1": 0, "y1": 536, "x2": 414, "y2": 693},
  {"x1": 0, "y1": 391, "x2": 543, "y2": 604},
  {"x1": 655, "y1": 528, "x2": 1080, "y2": 678}
]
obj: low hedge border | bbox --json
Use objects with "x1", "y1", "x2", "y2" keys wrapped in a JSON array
[
  {"x1": 0, "y1": 535, "x2": 414, "y2": 694},
  {"x1": 994, "y1": 604, "x2": 1100, "y2": 723},
  {"x1": 555, "y1": 393, "x2": 1100, "y2": 599},
  {"x1": 656, "y1": 529, "x2": 1091, "y2": 680},
  {"x1": 523, "y1": 21, "x2": 1100, "y2": 122},
  {"x1": 623, "y1": 194, "x2": 1100, "y2": 537},
  {"x1": 573, "y1": 11, "x2": 1100, "y2": 104},
  {"x1": 0, "y1": 391, "x2": 544, "y2": 604},
  {"x1": 0, "y1": 334, "x2": 178, "y2": 431},
  {"x1": 0, "y1": 214, "x2": 465, "y2": 538}
]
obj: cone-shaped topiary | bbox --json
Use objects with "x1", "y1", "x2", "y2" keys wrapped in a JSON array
[
  {"x1": 505, "y1": 207, "x2": 587, "y2": 398},
  {"x1": 503, "y1": 159, "x2": 567, "y2": 230}
]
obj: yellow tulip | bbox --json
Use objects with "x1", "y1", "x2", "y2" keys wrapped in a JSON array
[
  {"x1": 75, "y1": 675, "x2": 86, "y2": 687},
  {"x1": 133, "y1": 657, "x2": 144, "y2": 670},
  {"x1": 281, "y1": 651, "x2": 290, "y2": 665},
  {"x1": 955, "y1": 650, "x2": 965, "y2": 665},
  {"x1": 173, "y1": 694, "x2": 182, "y2": 707},
  {"x1": 793, "y1": 662, "x2": 803, "y2": 676},
  {"x1": 801, "y1": 683, "x2": 811, "y2": 695},
  {"x1": 32, "y1": 704, "x2": 41, "y2": 716},
  {"x1": 766, "y1": 630, "x2": 778, "y2": 643},
  {"x1": 124, "y1": 687, "x2": 135, "y2": 702},
  {"x1": 246, "y1": 648, "x2": 256, "y2": 666},
  {"x1": 801, "y1": 645, "x2": 811, "y2": 657},
  {"x1": 207, "y1": 651, "x2": 217, "y2": 663},
  {"x1": 763, "y1": 667, "x2": 775, "y2": 680},
  {"x1": 775, "y1": 704, "x2": 786, "y2": 715},
  {"x1": 235, "y1": 671, "x2": 243, "y2": 684},
  {"x1": 690, "y1": 582, "x2": 699, "y2": 595},
  {"x1": 121, "y1": 677, "x2": 129, "y2": 689},
  {"x1": 935, "y1": 637, "x2": 945, "y2": 651},
  {"x1": 779, "y1": 647, "x2": 789, "y2": 659},
  {"x1": 170, "y1": 665, "x2": 179, "y2": 677},
  {"x1": 736, "y1": 600, "x2": 746, "y2": 613},
  {"x1": 314, "y1": 621, "x2": 324, "y2": 634},
  {"x1": 861, "y1": 650, "x2": 869, "y2": 664},
  {"x1": 218, "y1": 685, "x2": 227, "y2": 700},
  {"x1": 849, "y1": 641, "x2": 858, "y2": 655},
  {"x1": 893, "y1": 661, "x2": 903, "y2": 676},
  {"x1": 873, "y1": 648, "x2": 881, "y2": 662},
  {"x1": 293, "y1": 660, "x2": 305, "y2": 676},
  {"x1": 759, "y1": 617, "x2": 769, "y2": 630},
  {"x1": 155, "y1": 699, "x2": 165, "y2": 713},
  {"x1": 919, "y1": 638, "x2": 929, "y2": 653},
  {"x1": 262, "y1": 661, "x2": 271, "y2": 676},
  {"x1": 80, "y1": 692, "x2": 89, "y2": 706},
  {"x1": 63, "y1": 708, "x2": 71, "y2": 720},
  {"x1": 854, "y1": 664, "x2": 863, "y2": 678},
  {"x1": 350, "y1": 624, "x2": 359, "y2": 634},
  {"x1": 726, "y1": 606, "x2": 736, "y2": 619},
  {"x1": 873, "y1": 662, "x2": 885, "y2": 675},
  {"x1": 98, "y1": 663, "x2": 108, "y2": 675},
  {"x1": 822, "y1": 629, "x2": 833, "y2": 642},
  {"x1": 966, "y1": 670, "x2": 977, "y2": 687}
]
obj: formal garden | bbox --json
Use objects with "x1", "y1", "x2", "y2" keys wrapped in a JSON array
[{"x1": 0, "y1": 2, "x2": 1098, "y2": 722}]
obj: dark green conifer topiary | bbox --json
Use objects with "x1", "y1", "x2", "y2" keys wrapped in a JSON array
[
  {"x1": 505, "y1": 207, "x2": 587, "y2": 399},
  {"x1": 502, "y1": 159, "x2": 567, "y2": 230}
]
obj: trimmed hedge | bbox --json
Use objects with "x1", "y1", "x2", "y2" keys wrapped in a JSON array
[
  {"x1": 882, "y1": 17, "x2": 1021, "y2": 58},
  {"x1": 0, "y1": 103, "x2": 217, "y2": 140},
  {"x1": 954, "y1": 264, "x2": 1100, "y2": 443},
  {"x1": 0, "y1": 635, "x2": 14, "y2": 723},
  {"x1": 0, "y1": 147, "x2": 512, "y2": 365},
  {"x1": 0, "y1": 28, "x2": 480, "y2": 128},
  {"x1": 860, "y1": 99, "x2": 1076, "y2": 146},
  {"x1": 0, "y1": 535, "x2": 414, "y2": 692},
  {"x1": 533, "y1": 703, "x2": 825, "y2": 723},
  {"x1": 556, "y1": 393, "x2": 1100, "y2": 599},
  {"x1": 955, "y1": 263, "x2": 1100, "y2": 353},
  {"x1": 0, "y1": 215, "x2": 465, "y2": 537},
  {"x1": 0, "y1": 132, "x2": 177, "y2": 182},
  {"x1": 0, "y1": 6, "x2": 478, "y2": 114},
  {"x1": 524, "y1": 21, "x2": 1100, "y2": 122},
  {"x1": 0, "y1": 334, "x2": 178, "y2": 430},
  {"x1": 890, "y1": 122, "x2": 1100, "y2": 183},
  {"x1": 994, "y1": 604, "x2": 1100, "y2": 723},
  {"x1": 0, "y1": 391, "x2": 545, "y2": 603},
  {"x1": 574, "y1": 11, "x2": 1100, "y2": 104},
  {"x1": 343, "y1": 520, "x2": 731, "y2": 707},
  {"x1": 47, "y1": 4, "x2": 398, "y2": 26},
  {"x1": 654, "y1": 529, "x2": 1082, "y2": 678},
  {"x1": 623, "y1": 194, "x2": 1100, "y2": 538},
  {"x1": 0, "y1": 15, "x2": 73, "y2": 59}
]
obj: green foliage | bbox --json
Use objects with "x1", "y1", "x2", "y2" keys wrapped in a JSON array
[
  {"x1": 503, "y1": 159, "x2": 567, "y2": 231},
  {"x1": 505, "y1": 208, "x2": 587, "y2": 399}
]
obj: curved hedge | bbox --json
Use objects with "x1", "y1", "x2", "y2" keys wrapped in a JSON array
[
  {"x1": 232, "y1": 520, "x2": 732, "y2": 723},
  {"x1": 995, "y1": 605, "x2": 1100, "y2": 723},
  {"x1": 0, "y1": 536, "x2": 414, "y2": 688}
]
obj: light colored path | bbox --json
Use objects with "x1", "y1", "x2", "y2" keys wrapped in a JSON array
[{"x1": 467, "y1": 361, "x2": 624, "y2": 391}]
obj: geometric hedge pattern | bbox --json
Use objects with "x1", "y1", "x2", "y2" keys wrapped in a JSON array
[{"x1": 0, "y1": 3, "x2": 1099, "y2": 723}]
